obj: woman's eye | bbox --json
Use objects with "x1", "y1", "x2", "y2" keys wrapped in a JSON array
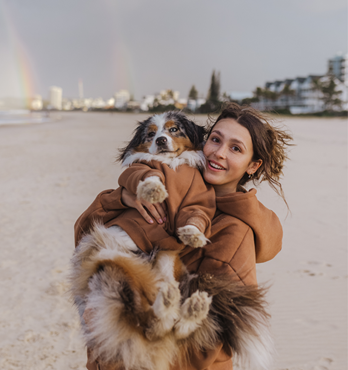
[
  {"x1": 231, "y1": 146, "x2": 240, "y2": 152},
  {"x1": 211, "y1": 137, "x2": 219, "y2": 143},
  {"x1": 148, "y1": 132, "x2": 156, "y2": 137},
  {"x1": 169, "y1": 127, "x2": 178, "y2": 133}
]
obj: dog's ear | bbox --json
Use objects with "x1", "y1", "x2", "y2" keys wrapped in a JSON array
[
  {"x1": 117, "y1": 118, "x2": 150, "y2": 162},
  {"x1": 181, "y1": 117, "x2": 207, "y2": 149}
]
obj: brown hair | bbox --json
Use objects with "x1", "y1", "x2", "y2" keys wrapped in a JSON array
[{"x1": 207, "y1": 102, "x2": 293, "y2": 204}]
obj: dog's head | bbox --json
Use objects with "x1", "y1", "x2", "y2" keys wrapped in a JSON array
[{"x1": 118, "y1": 112, "x2": 206, "y2": 163}]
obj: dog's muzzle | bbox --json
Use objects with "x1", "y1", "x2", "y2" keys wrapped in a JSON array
[{"x1": 156, "y1": 136, "x2": 167, "y2": 146}]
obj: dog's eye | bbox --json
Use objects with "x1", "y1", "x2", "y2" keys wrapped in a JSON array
[
  {"x1": 169, "y1": 127, "x2": 178, "y2": 133},
  {"x1": 148, "y1": 132, "x2": 156, "y2": 137}
]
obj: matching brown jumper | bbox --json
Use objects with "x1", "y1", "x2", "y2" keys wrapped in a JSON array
[{"x1": 74, "y1": 184, "x2": 282, "y2": 370}]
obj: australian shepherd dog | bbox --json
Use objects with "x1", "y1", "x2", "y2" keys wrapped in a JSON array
[{"x1": 70, "y1": 111, "x2": 274, "y2": 370}]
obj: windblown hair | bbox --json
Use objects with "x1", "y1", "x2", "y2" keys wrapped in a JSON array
[{"x1": 207, "y1": 102, "x2": 293, "y2": 204}]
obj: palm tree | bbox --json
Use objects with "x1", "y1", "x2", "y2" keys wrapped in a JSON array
[
  {"x1": 312, "y1": 76, "x2": 342, "y2": 112},
  {"x1": 199, "y1": 70, "x2": 222, "y2": 113},
  {"x1": 188, "y1": 85, "x2": 198, "y2": 100},
  {"x1": 279, "y1": 85, "x2": 296, "y2": 108}
]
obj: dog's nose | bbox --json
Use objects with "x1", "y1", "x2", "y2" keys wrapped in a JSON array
[{"x1": 156, "y1": 136, "x2": 167, "y2": 146}]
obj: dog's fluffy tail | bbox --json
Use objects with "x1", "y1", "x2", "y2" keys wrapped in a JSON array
[{"x1": 188, "y1": 274, "x2": 275, "y2": 370}]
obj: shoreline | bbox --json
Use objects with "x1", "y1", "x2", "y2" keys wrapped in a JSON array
[{"x1": 0, "y1": 110, "x2": 62, "y2": 126}]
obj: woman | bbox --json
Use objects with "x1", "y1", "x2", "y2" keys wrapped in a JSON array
[{"x1": 74, "y1": 103, "x2": 292, "y2": 370}]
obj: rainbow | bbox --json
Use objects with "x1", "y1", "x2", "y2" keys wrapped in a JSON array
[
  {"x1": 103, "y1": 0, "x2": 136, "y2": 97},
  {"x1": 112, "y1": 39, "x2": 136, "y2": 98},
  {"x1": 0, "y1": 0, "x2": 39, "y2": 104}
]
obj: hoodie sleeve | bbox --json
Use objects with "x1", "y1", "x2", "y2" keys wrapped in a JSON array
[
  {"x1": 175, "y1": 170, "x2": 216, "y2": 236},
  {"x1": 118, "y1": 163, "x2": 165, "y2": 194},
  {"x1": 74, "y1": 188, "x2": 128, "y2": 247},
  {"x1": 216, "y1": 189, "x2": 283, "y2": 263}
]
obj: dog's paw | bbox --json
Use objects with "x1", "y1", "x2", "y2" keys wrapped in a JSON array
[
  {"x1": 136, "y1": 176, "x2": 168, "y2": 204},
  {"x1": 174, "y1": 291, "x2": 212, "y2": 339},
  {"x1": 148, "y1": 281, "x2": 181, "y2": 338},
  {"x1": 181, "y1": 291, "x2": 211, "y2": 321},
  {"x1": 177, "y1": 225, "x2": 209, "y2": 248}
]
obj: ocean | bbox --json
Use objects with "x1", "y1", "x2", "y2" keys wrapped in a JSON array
[{"x1": 0, "y1": 110, "x2": 55, "y2": 125}]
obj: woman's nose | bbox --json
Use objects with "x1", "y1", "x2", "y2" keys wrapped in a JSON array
[{"x1": 215, "y1": 144, "x2": 227, "y2": 159}]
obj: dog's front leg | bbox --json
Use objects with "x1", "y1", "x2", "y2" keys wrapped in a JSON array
[
  {"x1": 177, "y1": 225, "x2": 209, "y2": 248},
  {"x1": 137, "y1": 176, "x2": 168, "y2": 204}
]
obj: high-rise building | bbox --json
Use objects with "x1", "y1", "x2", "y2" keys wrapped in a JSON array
[
  {"x1": 328, "y1": 52, "x2": 348, "y2": 83},
  {"x1": 50, "y1": 86, "x2": 63, "y2": 110}
]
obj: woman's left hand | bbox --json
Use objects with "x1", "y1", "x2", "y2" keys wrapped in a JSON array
[{"x1": 121, "y1": 188, "x2": 167, "y2": 225}]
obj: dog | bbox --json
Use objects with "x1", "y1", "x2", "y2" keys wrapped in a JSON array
[
  {"x1": 117, "y1": 110, "x2": 215, "y2": 250},
  {"x1": 70, "y1": 112, "x2": 274, "y2": 370}
]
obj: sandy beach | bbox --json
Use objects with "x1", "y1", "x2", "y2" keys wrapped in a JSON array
[{"x1": 0, "y1": 112, "x2": 346, "y2": 370}]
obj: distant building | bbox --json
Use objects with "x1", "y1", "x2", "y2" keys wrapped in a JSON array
[
  {"x1": 252, "y1": 53, "x2": 348, "y2": 113},
  {"x1": 127, "y1": 100, "x2": 141, "y2": 111},
  {"x1": 252, "y1": 75, "x2": 346, "y2": 114},
  {"x1": 115, "y1": 90, "x2": 131, "y2": 109},
  {"x1": 91, "y1": 97, "x2": 106, "y2": 109},
  {"x1": 328, "y1": 52, "x2": 348, "y2": 83},
  {"x1": 140, "y1": 95, "x2": 155, "y2": 111},
  {"x1": 159, "y1": 90, "x2": 179, "y2": 102},
  {"x1": 105, "y1": 97, "x2": 116, "y2": 108},
  {"x1": 71, "y1": 98, "x2": 93, "y2": 110},
  {"x1": 158, "y1": 90, "x2": 179, "y2": 105},
  {"x1": 62, "y1": 99, "x2": 73, "y2": 111},
  {"x1": 31, "y1": 95, "x2": 43, "y2": 110},
  {"x1": 50, "y1": 86, "x2": 62, "y2": 110},
  {"x1": 139, "y1": 90, "x2": 180, "y2": 111}
]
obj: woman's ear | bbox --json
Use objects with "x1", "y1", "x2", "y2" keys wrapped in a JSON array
[{"x1": 247, "y1": 159, "x2": 262, "y2": 175}]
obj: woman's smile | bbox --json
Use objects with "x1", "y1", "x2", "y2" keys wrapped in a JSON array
[{"x1": 207, "y1": 160, "x2": 226, "y2": 171}]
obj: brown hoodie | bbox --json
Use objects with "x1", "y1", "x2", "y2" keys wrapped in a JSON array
[
  {"x1": 179, "y1": 188, "x2": 283, "y2": 288},
  {"x1": 75, "y1": 187, "x2": 283, "y2": 370},
  {"x1": 75, "y1": 160, "x2": 216, "y2": 253}
]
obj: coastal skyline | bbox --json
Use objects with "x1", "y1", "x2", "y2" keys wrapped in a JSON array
[{"x1": 0, "y1": 0, "x2": 347, "y2": 101}]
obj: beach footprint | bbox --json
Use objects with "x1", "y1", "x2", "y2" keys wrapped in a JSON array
[
  {"x1": 313, "y1": 357, "x2": 333, "y2": 370},
  {"x1": 298, "y1": 260, "x2": 335, "y2": 278}
]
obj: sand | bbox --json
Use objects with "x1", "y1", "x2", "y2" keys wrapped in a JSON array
[{"x1": 0, "y1": 112, "x2": 346, "y2": 370}]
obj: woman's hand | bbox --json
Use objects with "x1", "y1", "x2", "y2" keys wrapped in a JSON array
[{"x1": 121, "y1": 188, "x2": 167, "y2": 225}]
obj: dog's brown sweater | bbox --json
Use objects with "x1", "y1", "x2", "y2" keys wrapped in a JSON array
[{"x1": 76, "y1": 161, "x2": 216, "y2": 253}]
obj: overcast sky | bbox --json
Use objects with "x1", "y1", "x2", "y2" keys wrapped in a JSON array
[{"x1": 0, "y1": 0, "x2": 347, "y2": 100}]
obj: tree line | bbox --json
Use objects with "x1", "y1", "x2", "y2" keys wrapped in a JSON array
[{"x1": 150, "y1": 68, "x2": 345, "y2": 114}]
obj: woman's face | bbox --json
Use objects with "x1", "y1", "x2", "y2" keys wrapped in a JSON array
[{"x1": 203, "y1": 118, "x2": 261, "y2": 195}]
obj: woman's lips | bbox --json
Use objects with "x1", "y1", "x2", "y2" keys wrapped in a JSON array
[{"x1": 207, "y1": 160, "x2": 226, "y2": 171}]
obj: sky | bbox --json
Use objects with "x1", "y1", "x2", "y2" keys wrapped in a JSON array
[{"x1": 0, "y1": 0, "x2": 347, "y2": 101}]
